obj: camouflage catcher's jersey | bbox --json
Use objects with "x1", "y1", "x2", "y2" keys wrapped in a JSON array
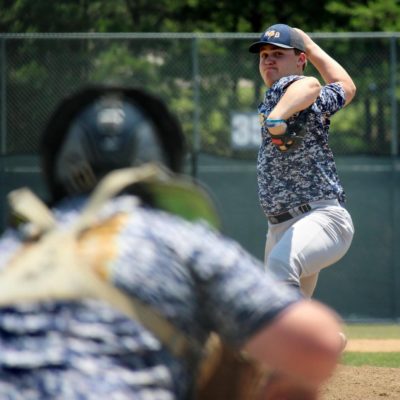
[
  {"x1": 257, "y1": 75, "x2": 347, "y2": 216},
  {"x1": 0, "y1": 195, "x2": 300, "y2": 400}
]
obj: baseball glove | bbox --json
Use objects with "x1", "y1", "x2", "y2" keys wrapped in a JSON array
[
  {"x1": 260, "y1": 372, "x2": 320, "y2": 400},
  {"x1": 195, "y1": 333, "x2": 270, "y2": 400},
  {"x1": 266, "y1": 108, "x2": 311, "y2": 153},
  {"x1": 196, "y1": 335, "x2": 321, "y2": 400}
]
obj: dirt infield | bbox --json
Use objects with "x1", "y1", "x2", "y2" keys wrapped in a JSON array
[
  {"x1": 322, "y1": 339, "x2": 400, "y2": 400},
  {"x1": 323, "y1": 365, "x2": 400, "y2": 399}
]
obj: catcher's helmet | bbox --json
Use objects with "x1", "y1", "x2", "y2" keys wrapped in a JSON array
[{"x1": 41, "y1": 86, "x2": 185, "y2": 202}]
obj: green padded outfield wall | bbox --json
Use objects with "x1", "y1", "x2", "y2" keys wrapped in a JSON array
[
  {"x1": 1, "y1": 154, "x2": 399, "y2": 321},
  {"x1": 196, "y1": 154, "x2": 400, "y2": 322}
]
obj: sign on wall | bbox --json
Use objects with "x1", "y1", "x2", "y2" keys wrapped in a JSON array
[{"x1": 231, "y1": 112, "x2": 261, "y2": 150}]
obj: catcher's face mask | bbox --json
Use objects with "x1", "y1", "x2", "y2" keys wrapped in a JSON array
[
  {"x1": 41, "y1": 86, "x2": 186, "y2": 203},
  {"x1": 55, "y1": 96, "x2": 167, "y2": 196}
]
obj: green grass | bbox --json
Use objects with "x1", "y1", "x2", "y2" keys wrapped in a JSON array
[
  {"x1": 343, "y1": 324, "x2": 400, "y2": 339},
  {"x1": 341, "y1": 324, "x2": 400, "y2": 368},
  {"x1": 342, "y1": 352, "x2": 400, "y2": 368}
]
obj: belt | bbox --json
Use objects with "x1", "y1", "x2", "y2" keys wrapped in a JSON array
[{"x1": 268, "y1": 203, "x2": 312, "y2": 224}]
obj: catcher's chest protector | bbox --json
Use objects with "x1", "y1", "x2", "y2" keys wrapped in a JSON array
[{"x1": 0, "y1": 166, "x2": 195, "y2": 358}]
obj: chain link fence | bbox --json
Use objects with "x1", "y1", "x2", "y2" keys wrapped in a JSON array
[
  {"x1": 1, "y1": 32, "x2": 400, "y2": 320},
  {"x1": 0, "y1": 32, "x2": 399, "y2": 159}
]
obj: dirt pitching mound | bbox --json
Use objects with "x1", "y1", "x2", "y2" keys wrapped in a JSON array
[
  {"x1": 322, "y1": 339, "x2": 400, "y2": 399},
  {"x1": 322, "y1": 365, "x2": 400, "y2": 399}
]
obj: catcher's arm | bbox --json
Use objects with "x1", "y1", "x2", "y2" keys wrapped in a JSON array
[{"x1": 242, "y1": 300, "x2": 343, "y2": 397}]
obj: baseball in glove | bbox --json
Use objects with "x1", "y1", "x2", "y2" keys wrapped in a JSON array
[{"x1": 265, "y1": 108, "x2": 311, "y2": 153}]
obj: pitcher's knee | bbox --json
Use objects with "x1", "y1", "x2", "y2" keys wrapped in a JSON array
[{"x1": 266, "y1": 257, "x2": 301, "y2": 288}]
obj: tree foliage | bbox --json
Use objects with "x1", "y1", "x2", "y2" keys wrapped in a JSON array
[
  {"x1": 0, "y1": 0, "x2": 398, "y2": 33},
  {"x1": 327, "y1": 0, "x2": 400, "y2": 31},
  {"x1": 0, "y1": 0, "x2": 398, "y2": 156}
]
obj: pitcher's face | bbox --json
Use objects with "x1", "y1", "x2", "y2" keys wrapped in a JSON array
[{"x1": 259, "y1": 45, "x2": 305, "y2": 87}]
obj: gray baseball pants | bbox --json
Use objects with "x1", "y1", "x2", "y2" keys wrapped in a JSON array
[{"x1": 264, "y1": 199, "x2": 354, "y2": 297}]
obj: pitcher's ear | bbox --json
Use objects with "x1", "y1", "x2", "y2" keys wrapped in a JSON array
[{"x1": 298, "y1": 52, "x2": 307, "y2": 71}]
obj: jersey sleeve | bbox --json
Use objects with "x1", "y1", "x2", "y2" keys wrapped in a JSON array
[
  {"x1": 315, "y1": 82, "x2": 346, "y2": 116},
  {"x1": 108, "y1": 208, "x2": 301, "y2": 351},
  {"x1": 191, "y1": 230, "x2": 301, "y2": 347},
  {"x1": 275, "y1": 75, "x2": 305, "y2": 93}
]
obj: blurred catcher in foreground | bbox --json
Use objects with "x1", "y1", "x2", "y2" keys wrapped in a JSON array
[{"x1": 0, "y1": 85, "x2": 343, "y2": 399}]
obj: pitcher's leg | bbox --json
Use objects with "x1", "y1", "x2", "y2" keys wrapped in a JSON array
[
  {"x1": 300, "y1": 273, "x2": 319, "y2": 298},
  {"x1": 265, "y1": 206, "x2": 354, "y2": 291},
  {"x1": 265, "y1": 229, "x2": 302, "y2": 288}
]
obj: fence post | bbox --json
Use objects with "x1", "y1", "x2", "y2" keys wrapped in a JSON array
[
  {"x1": 390, "y1": 35, "x2": 400, "y2": 319},
  {"x1": 191, "y1": 36, "x2": 200, "y2": 178},
  {"x1": 0, "y1": 38, "x2": 6, "y2": 155},
  {"x1": 392, "y1": 159, "x2": 400, "y2": 320},
  {"x1": 0, "y1": 38, "x2": 6, "y2": 230},
  {"x1": 390, "y1": 36, "x2": 398, "y2": 157}
]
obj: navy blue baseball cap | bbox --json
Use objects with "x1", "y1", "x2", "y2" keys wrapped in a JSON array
[{"x1": 249, "y1": 24, "x2": 306, "y2": 53}]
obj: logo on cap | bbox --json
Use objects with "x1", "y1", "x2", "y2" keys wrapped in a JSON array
[{"x1": 265, "y1": 30, "x2": 281, "y2": 39}]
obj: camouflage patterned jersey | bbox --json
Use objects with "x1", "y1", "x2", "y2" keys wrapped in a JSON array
[
  {"x1": 257, "y1": 75, "x2": 347, "y2": 216},
  {"x1": 0, "y1": 195, "x2": 300, "y2": 400}
]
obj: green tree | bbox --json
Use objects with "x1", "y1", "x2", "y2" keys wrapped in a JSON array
[
  {"x1": 326, "y1": 0, "x2": 400, "y2": 31},
  {"x1": 0, "y1": 0, "x2": 397, "y2": 156}
]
